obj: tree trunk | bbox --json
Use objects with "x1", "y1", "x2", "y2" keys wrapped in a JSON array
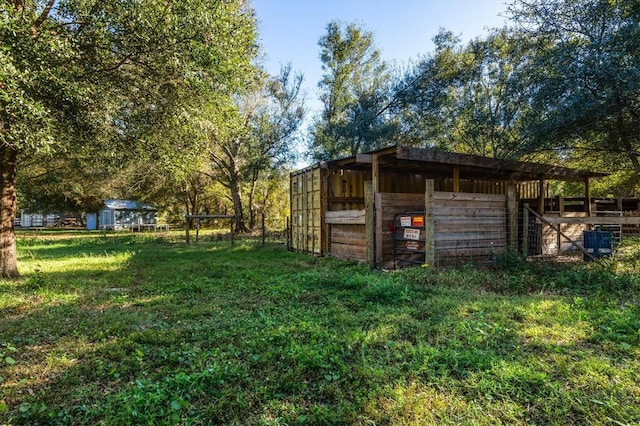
[
  {"x1": 188, "y1": 186, "x2": 198, "y2": 228},
  {"x1": 229, "y1": 178, "x2": 247, "y2": 233},
  {"x1": 628, "y1": 152, "x2": 640, "y2": 177},
  {"x1": 248, "y1": 171, "x2": 258, "y2": 230},
  {"x1": 0, "y1": 146, "x2": 19, "y2": 278}
]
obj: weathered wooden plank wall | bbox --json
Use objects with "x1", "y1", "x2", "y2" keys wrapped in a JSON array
[
  {"x1": 433, "y1": 192, "x2": 508, "y2": 266},
  {"x1": 435, "y1": 192, "x2": 508, "y2": 264},
  {"x1": 325, "y1": 210, "x2": 367, "y2": 262},
  {"x1": 327, "y1": 170, "x2": 512, "y2": 202},
  {"x1": 329, "y1": 223, "x2": 367, "y2": 261},
  {"x1": 376, "y1": 191, "x2": 508, "y2": 268},
  {"x1": 376, "y1": 173, "x2": 511, "y2": 195}
]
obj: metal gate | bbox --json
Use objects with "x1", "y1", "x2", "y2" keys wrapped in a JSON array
[{"x1": 392, "y1": 212, "x2": 426, "y2": 267}]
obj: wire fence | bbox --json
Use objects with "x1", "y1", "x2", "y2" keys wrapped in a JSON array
[
  {"x1": 429, "y1": 207, "x2": 640, "y2": 267},
  {"x1": 524, "y1": 209, "x2": 640, "y2": 261}
]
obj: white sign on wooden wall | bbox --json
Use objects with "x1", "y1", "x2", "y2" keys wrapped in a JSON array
[
  {"x1": 400, "y1": 216, "x2": 412, "y2": 227},
  {"x1": 403, "y1": 228, "x2": 421, "y2": 240}
]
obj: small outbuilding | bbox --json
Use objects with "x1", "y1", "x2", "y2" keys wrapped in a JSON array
[
  {"x1": 99, "y1": 199, "x2": 158, "y2": 230},
  {"x1": 289, "y1": 145, "x2": 610, "y2": 268}
]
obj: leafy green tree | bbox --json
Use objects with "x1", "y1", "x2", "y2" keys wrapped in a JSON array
[
  {"x1": 245, "y1": 65, "x2": 305, "y2": 229},
  {"x1": 509, "y1": 0, "x2": 640, "y2": 175},
  {"x1": 251, "y1": 167, "x2": 290, "y2": 231},
  {"x1": 1, "y1": 0, "x2": 258, "y2": 277},
  {"x1": 393, "y1": 29, "x2": 531, "y2": 158},
  {"x1": 450, "y1": 30, "x2": 532, "y2": 158},
  {"x1": 17, "y1": 152, "x2": 109, "y2": 214},
  {"x1": 310, "y1": 21, "x2": 397, "y2": 161},
  {"x1": 204, "y1": 65, "x2": 304, "y2": 232}
]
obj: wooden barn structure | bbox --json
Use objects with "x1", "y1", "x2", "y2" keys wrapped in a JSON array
[{"x1": 289, "y1": 145, "x2": 608, "y2": 268}]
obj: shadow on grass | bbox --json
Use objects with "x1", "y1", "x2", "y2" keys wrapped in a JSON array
[{"x1": 1, "y1": 234, "x2": 640, "y2": 424}]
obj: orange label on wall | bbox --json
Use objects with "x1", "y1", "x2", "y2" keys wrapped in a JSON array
[{"x1": 412, "y1": 216, "x2": 424, "y2": 227}]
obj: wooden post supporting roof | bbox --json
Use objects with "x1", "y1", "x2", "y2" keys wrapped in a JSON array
[
  {"x1": 558, "y1": 195, "x2": 564, "y2": 216},
  {"x1": 556, "y1": 195, "x2": 563, "y2": 255},
  {"x1": 425, "y1": 179, "x2": 435, "y2": 266},
  {"x1": 452, "y1": 166, "x2": 460, "y2": 192},
  {"x1": 585, "y1": 177, "x2": 592, "y2": 216},
  {"x1": 371, "y1": 154, "x2": 379, "y2": 195},
  {"x1": 537, "y1": 178, "x2": 545, "y2": 215},
  {"x1": 375, "y1": 192, "x2": 383, "y2": 267},
  {"x1": 507, "y1": 184, "x2": 518, "y2": 250},
  {"x1": 365, "y1": 181, "x2": 375, "y2": 268}
]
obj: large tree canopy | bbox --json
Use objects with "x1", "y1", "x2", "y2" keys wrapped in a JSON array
[
  {"x1": 390, "y1": 0, "x2": 639, "y2": 187},
  {"x1": 393, "y1": 28, "x2": 534, "y2": 159},
  {"x1": 509, "y1": 0, "x2": 640, "y2": 174},
  {"x1": 0, "y1": 0, "x2": 259, "y2": 277}
]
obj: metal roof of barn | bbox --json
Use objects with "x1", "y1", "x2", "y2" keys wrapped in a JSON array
[
  {"x1": 103, "y1": 199, "x2": 157, "y2": 211},
  {"x1": 324, "y1": 145, "x2": 607, "y2": 182}
]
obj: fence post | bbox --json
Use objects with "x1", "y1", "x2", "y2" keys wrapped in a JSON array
[
  {"x1": 261, "y1": 212, "x2": 266, "y2": 246},
  {"x1": 425, "y1": 179, "x2": 435, "y2": 266},
  {"x1": 537, "y1": 179, "x2": 545, "y2": 214},
  {"x1": 286, "y1": 217, "x2": 290, "y2": 250}
]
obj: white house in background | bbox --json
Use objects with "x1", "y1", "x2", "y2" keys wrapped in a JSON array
[
  {"x1": 99, "y1": 199, "x2": 158, "y2": 230},
  {"x1": 20, "y1": 212, "x2": 60, "y2": 228}
]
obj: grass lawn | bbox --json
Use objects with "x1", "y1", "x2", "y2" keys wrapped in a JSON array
[{"x1": 1, "y1": 231, "x2": 640, "y2": 425}]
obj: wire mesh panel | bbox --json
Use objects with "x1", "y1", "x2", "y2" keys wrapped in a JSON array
[
  {"x1": 433, "y1": 192, "x2": 508, "y2": 267},
  {"x1": 621, "y1": 210, "x2": 640, "y2": 240},
  {"x1": 596, "y1": 211, "x2": 622, "y2": 244}
]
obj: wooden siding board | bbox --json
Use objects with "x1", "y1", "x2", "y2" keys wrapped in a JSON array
[
  {"x1": 434, "y1": 209, "x2": 507, "y2": 218},
  {"x1": 436, "y1": 219, "x2": 506, "y2": 232},
  {"x1": 330, "y1": 242, "x2": 367, "y2": 261},
  {"x1": 325, "y1": 209, "x2": 366, "y2": 224},
  {"x1": 434, "y1": 231, "x2": 507, "y2": 242},
  {"x1": 331, "y1": 225, "x2": 366, "y2": 240},
  {"x1": 434, "y1": 192, "x2": 506, "y2": 202},
  {"x1": 329, "y1": 223, "x2": 366, "y2": 260},
  {"x1": 313, "y1": 183, "x2": 512, "y2": 267}
]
